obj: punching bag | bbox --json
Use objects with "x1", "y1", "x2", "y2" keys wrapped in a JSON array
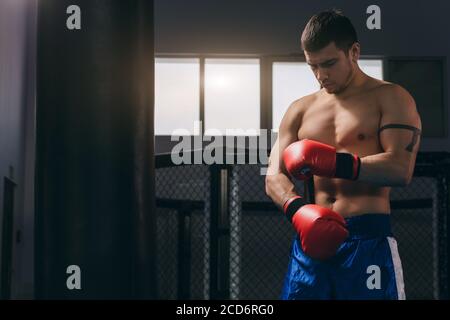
[{"x1": 36, "y1": 0, "x2": 156, "y2": 299}]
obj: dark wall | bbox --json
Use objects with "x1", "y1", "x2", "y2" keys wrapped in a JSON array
[
  {"x1": 0, "y1": 0, "x2": 36, "y2": 298},
  {"x1": 155, "y1": 0, "x2": 449, "y2": 56},
  {"x1": 154, "y1": 0, "x2": 450, "y2": 152}
]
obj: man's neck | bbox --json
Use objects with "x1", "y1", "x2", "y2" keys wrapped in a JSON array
[{"x1": 334, "y1": 66, "x2": 368, "y2": 98}]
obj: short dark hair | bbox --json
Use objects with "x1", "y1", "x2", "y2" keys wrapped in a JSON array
[{"x1": 301, "y1": 9, "x2": 358, "y2": 53}]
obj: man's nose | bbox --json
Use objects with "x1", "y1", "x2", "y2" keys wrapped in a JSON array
[{"x1": 316, "y1": 68, "x2": 328, "y2": 81}]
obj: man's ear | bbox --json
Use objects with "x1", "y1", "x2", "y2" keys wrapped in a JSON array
[{"x1": 350, "y1": 42, "x2": 360, "y2": 62}]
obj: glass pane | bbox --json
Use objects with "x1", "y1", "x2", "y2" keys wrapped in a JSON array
[
  {"x1": 205, "y1": 59, "x2": 260, "y2": 136},
  {"x1": 359, "y1": 59, "x2": 383, "y2": 80},
  {"x1": 155, "y1": 58, "x2": 200, "y2": 135},
  {"x1": 272, "y1": 62, "x2": 319, "y2": 131}
]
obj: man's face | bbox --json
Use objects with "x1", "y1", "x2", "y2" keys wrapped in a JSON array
[{"x1": 304, "y1": 42, "x2": 358, "y2": 94}]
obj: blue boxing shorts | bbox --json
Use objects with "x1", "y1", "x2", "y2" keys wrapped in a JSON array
[{"x1": 281, "y1": 213, "x2": 406, "y2": 300}]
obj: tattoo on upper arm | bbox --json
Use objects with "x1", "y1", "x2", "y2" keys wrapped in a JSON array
[{"x1": 378, "y1": 124, "x2": 421, "y2": 152}]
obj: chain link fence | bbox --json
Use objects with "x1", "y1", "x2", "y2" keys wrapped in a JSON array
[
  {"x1": 155, "y1": 161, "x2": 210, "y2": 299},
  {"x1": 155, "y1": 151, "x2": 449, "y2": 300}
]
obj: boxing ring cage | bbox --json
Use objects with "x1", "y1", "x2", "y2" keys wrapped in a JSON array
[{"x1": 155, "y1": 149, "x2": 450, "y2": 300}]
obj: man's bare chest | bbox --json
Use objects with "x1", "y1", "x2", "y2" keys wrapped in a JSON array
[{"x1": 298, "y1": 99, "x2": 381, "y2": 154}]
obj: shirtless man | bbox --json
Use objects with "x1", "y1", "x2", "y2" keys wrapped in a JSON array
[{"x1": 265, "y1": 9, "x2": 422, "y2": 300}]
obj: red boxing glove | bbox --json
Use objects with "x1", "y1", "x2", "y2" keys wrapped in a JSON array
[
  {"x1": 282, "y1": 139, "x2": 361, "y2": 180},
  {"x1": 283, "y1": 196, "x2": 349, "y2": 260}
]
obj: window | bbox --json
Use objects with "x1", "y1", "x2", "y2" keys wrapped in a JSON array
[
  {"x1": 272, "y1": 62, "x2": 318, "y2": 131},
  {"x1": 205, "y1": 59, "x2": 260, "y2": 136},
  {"x1": 155, "y1": 58, "x2": 200, "y2": 135},
  {"x1": 359, "y1": 59, "x2": 383, "y2": 80},
  {"x1": 154, "y1": 57, "x2": 383, "y2": 135}
]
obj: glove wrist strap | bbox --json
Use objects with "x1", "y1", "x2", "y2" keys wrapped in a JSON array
[
  {"x1": 283, "y1": 196, "x2": 305, "y2": 223},
  {"x1": 335, "y1": 153, "x2": 361, "y2": 180}
]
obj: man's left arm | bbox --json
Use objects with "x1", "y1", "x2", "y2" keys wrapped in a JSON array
[{"x1": 357, "y1": 84, "x2": 422, "y2": 186}]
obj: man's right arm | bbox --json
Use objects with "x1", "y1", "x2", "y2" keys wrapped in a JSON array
[
  {"x1": 265, "y1": 99, "x2": 303, "y2": 209},
  {"x1": 265, "y1": 99, "x2": 349, "y2": 261}
]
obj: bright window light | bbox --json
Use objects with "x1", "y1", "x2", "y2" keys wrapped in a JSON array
[
  {"x1": 272, "y1": 62, "x2": 319, "y2": 131},
  {"x1": 359, "y1": 59, "x2": 383, "y2": 80},
  {"x1": 155, "y1": 58, "x2": 200, "y2": 135},
  {"x1": 205, "y1": 59, "x2": 260, "y2": 136}
]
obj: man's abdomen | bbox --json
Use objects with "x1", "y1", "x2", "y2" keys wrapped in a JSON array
[{"x1": 314, "y1": 177, "x2": 391, "y2": 218}]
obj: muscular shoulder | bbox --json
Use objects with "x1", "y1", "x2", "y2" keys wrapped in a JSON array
[
  {"x1": 280, "y1": 93, "x2": 317, "y2": 133},
  {"x1": 288, "y1": 93, "x2": 318, "y2": 116},
  {"x1": 282, "y1": 96, "x2": 307, "y2": 123},
  {"x1": 375, "y1": 83, "x2": 416, "y2": 111},
  {"x1": 376, "y1": 83, "x2": 421, "y2": 128}
]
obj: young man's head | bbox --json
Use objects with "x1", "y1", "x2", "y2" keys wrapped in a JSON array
[{"x1": 301, "y1": 9, "x2": 360, "y2": 94}]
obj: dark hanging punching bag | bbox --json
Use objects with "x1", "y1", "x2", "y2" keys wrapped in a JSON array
[{"x1": 36, "y1": 0, "x2": 156, "y2": 299}]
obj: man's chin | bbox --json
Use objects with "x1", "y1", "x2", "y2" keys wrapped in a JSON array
[{"x1": 324, "y1": 85, "x2": 343, "y2": 94}]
